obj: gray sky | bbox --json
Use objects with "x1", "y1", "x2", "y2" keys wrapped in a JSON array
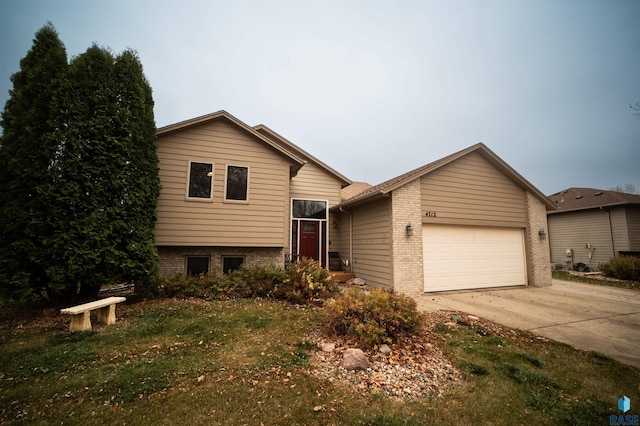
[{"x1": 1, "y1": 0, "x2": 639, "y2": 195}]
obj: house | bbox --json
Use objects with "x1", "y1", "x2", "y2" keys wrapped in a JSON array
[
  {"x1": 331, "y1": 143, "x2": 555, "y2": 293},
  {"x1": 154, "y1": 112, "x2": 554, "y2": 294},
  {"x1": 547, "y1": 188, "x2": 640, "y2": 270},
  {"x1": 154, "y1": 111, "x2": 351, "y2": 276}
]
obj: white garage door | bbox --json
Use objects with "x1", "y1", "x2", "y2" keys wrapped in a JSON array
[{"x1": 423, "y1": 225, "x2": 526, "y2": 292}]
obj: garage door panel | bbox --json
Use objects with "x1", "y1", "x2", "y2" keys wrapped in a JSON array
[{"x1": 423, "y1": 225, "x2": 526, "y2": 292}]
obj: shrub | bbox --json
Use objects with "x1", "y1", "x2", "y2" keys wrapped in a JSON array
[
  {"x1": 155, "y1": 261, "x2": 337, "y2": 304},
  {"x1": 276, "y1": 258, "x2": 339, "y2": 304},
  {"x1": 322, "y1": 287, "x2": 422, "y2": 349},
  {"x1": 600, "y1": 256, "x2": 640, "y2": 281},
  {"x1": 228, "y1": 263, "x2": 287, "y2": 298},
  {"x1": 156, "y1": 269, "x2": 234, "y2": 300}
]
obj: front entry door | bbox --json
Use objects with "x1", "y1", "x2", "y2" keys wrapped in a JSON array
[{"x1": 299, "y1": 221, "x2": 319, "y2": 262}]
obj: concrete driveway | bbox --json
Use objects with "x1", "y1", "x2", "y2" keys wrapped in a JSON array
[{"x1": 415, "y1": 280, "x2": 640, "y2": 368}]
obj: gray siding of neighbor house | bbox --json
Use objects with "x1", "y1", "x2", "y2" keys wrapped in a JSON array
[
  {"x1": 548, "y1": 209, "x2": 620, "y2": 268},
  {"x1": 351, "y1": 197, "x2": 392, "y2": 289},
  {"x1": 627, "y1": 207, "x2": 640, "y2": 251},
  {"x1": 610, "y1": 208, "x2": 629, "y2": 252}
]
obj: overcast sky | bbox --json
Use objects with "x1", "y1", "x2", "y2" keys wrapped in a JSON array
[{"x1": 1, "y1": 0, "x2": 639, "y2": 195}]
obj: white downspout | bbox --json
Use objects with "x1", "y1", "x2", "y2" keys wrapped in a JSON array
[{"x1": 339, "y1": 207, "x2": 353, "y2": 272}]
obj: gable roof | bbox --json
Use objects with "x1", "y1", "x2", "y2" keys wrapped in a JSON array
[
  {"x1": 547, "y1": 187, "x2": 640, "y2": 213},
  {"x1": 338, "y1": 143, "x2": 556, "y2": 210},
  {"x1": 253, "y1": 124, "x2": 352, "y2": 187},
  {"x1": 157, "y1": 111, "x2": 306, "y2": 175}
]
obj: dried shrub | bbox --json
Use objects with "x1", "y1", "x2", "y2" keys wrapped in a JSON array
[
  {"x1": 322, "y1": 287, "x2": 422, "y2": 349},
  {"x1": 600, "y1": 256, "x2": 640, "y2": 282},
  {"x1": 275, "y1": 258, "x2": 339, "y2": 304}
]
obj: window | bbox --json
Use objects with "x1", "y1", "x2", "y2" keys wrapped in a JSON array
[
  {"x1": 225, "y1": 165, "x2": 249, "y2": 201},
  {"x1": 187, "y1": 161, "x2": 213, "y2": 200},
  {"x1": 223, "y1": 256, "x2": 244, "y2": 274},
  {"x1": 186, "y1": 256, "x2": 209, "y2": 276},
  {"x1": 292, "y1": 199, "x2": 327, "y2": 219}
]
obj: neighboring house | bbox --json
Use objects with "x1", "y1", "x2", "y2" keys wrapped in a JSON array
[
  {"x1": 331, "y1": 143, "x2": 555, "y2": 294},
  {"x1": 154, "y1": 111, "x2": 351, "y2": 276},
  {"x1": 547, "y1": 188, "x2": 640, "y2": 270}
]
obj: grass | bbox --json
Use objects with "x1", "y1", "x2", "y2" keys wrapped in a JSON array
[
  {"x1": 552, "y1": 269, "x2": 640, "y2": 289},
  {"x1": 1, "y1": 298, "x2": 639, "y2": 425}
]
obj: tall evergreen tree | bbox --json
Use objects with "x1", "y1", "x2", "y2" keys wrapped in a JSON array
[
  {"x1": 44, "y1": 45, "x2": 160, "y2": 303},
  {"x1": 0, "y1": 23, "x2": 68, "y2": 302},
  {"x1": 0, "y1": 25, "x2": 160, "y2": 305}
]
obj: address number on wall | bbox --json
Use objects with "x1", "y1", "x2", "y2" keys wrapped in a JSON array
[{"x1": 425, "y1": 211, "x2": 437, "y2": 218}]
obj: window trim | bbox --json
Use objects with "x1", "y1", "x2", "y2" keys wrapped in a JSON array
[
  {"x1": 223, "y1": 164, "x2": 250, "y2": 203},
  {"x1": 185, "y1": 160, "x2": 214, "y2": 202}
]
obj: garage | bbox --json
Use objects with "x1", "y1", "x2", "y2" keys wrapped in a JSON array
[{"x1": 423, "y1": 224, "x2": 527, "y2": 292}]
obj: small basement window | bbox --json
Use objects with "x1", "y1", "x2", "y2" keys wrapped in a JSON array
[
  {"x1": 186, "y1": 256, "x2": 210, "y2": 276},
  {"x1": 223, "y1": 256, "x2": 244, "y2": 274}
]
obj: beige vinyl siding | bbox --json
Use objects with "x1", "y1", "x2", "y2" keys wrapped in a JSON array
[
  {"x1": 547, "y1": 210, "x2": 615, "y2": 268},
  {"x1": 624, "y1": 207, "x2": 640, "y2": 251},
  {"x1": 420, "y1": 152, "x2": 527, "y2": 227},
  {"x1": 328, "y1": 211, "x2": 350, "y2": 265},
  {"x1": 351, "y1": 198, "x2": 392, "y2": 289},
  {"x1": 290, "y1": 162, "x2": 343, "y2": 208},
  {"x1": 155, "y1": 119, "x2": 292, "y2": 247}
]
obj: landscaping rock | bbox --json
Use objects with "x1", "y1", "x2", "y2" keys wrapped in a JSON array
[
  {"x1": 378, "y1": 344, "x2": 392, "y2": 355},
  {"x1": 321, "y1": 342, "x2": 336, "y2": 352},
  {"x1": 342, "y1": 348, "x2": 371, "y2": 370},
  {"x1": 346, "y1": 277, "x2": 367, "y2": 286}
]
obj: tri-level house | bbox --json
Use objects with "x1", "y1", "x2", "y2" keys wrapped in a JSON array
[
  {"x1": 155, "y1": 111, "x2": 555, "y2": 293},
  {"x1": 155, "y1": 111, "x2": 351, "y2": 276}
]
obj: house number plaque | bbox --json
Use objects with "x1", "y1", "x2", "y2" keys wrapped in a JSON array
[{"x1": 425, "y1": 211, "x2": 437, "y2": 218}]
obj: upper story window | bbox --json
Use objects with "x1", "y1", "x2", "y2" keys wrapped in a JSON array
[
  {"x1": 187, "y1": 161, "x2": 213, "y2": 200},
  {"x1": 225, "y1": 165, "x2": 249, "y2": 202}
]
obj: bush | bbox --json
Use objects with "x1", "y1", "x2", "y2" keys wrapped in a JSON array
[
  {"x1": 154, "y1": 260, "x2": 336, "y2": 304},
  {"x1": 600, "y1": 256, "x2": 640, "y2": 281},
  {"x1": 228, "y1": 263, "x2": 287, "y2": 298},
  {"x1": 276, "y1": 258, "x2": 339, "y2": 304},
  {"x1": 322, "y1": 287, "x2": 422, "y2": 349},
  {"x1": 156, "y1": 269, "x2": 235, "y2": 300}
]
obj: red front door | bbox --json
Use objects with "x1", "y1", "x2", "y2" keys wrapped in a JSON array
[{"x1": 299, "y1": 221, "x2": 319, "y2": 262}]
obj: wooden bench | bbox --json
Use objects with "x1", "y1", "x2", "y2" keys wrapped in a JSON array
[{"x1": 60, "y1": 296, "x2": 126, "y2": 332}]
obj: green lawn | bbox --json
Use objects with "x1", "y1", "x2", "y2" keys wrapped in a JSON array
[{"x1": 1, "y1": 298, "x2": 638, "y2": 425}]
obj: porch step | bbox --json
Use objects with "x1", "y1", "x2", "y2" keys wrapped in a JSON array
[{"x1": 330, "y1": 271, "x2": 356, "y2": 283}]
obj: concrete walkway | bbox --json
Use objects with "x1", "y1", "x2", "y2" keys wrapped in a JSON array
[{"x1": 415, "y1": 280, "x2": 640, "y2": 368}]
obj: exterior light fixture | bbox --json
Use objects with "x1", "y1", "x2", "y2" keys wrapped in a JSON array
[
  {"x1": 538, "y1": 229, "x2": 546, "y2": 239},
  {"x1": 406, "y1": 223, "x2": 413, "y2": 236}
]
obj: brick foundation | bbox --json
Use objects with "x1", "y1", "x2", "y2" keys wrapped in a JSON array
[{"x1": 158, "y1": 246, "x2": 285, "y2": 275}]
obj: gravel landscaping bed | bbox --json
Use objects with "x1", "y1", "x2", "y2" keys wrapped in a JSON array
[{"x1": 307, "y1": 310, "x2": 531, "y2": 400}]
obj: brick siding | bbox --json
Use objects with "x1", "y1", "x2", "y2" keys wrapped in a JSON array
[
  {"x1": 391, "y1": 179, "x2": 424, "y2": 294},
  {"x1": 158, "y1": 246, "x2": 285, "y2": 275},
  {"x1": 525, "y1": 191, "x2": 552, "y2": 287}
]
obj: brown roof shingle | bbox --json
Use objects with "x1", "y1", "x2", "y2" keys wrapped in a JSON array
[{"x1": 548, "y1": 188, "x2": 640, "y2": 212}]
